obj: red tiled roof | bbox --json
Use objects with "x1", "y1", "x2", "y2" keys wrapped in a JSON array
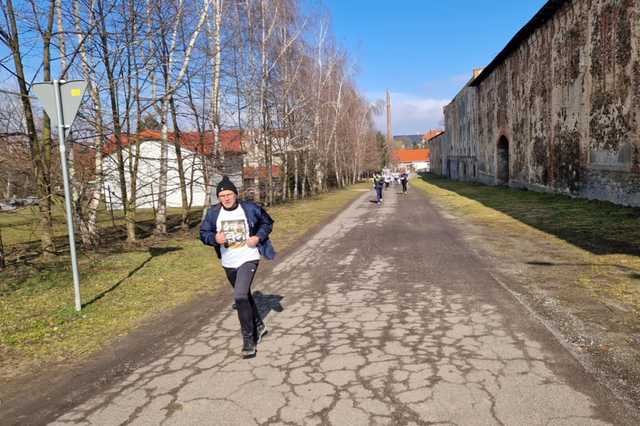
[
  {"x1": 423, "y1": 129, "x2": 444, "y2": 142},
  {"x1": 243, "y1": 165, "x2": 282, "y2": 179},
  {"x1": 394, "y1": 149, "x2": 430, "y2": 163},
  {"x1": 104, "y1": 130, "x2": 243, "y2": 155}
]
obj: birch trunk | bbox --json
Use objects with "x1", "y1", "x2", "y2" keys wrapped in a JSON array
[
  {"x1": 210, "y1": 0, "x2": 223, "y2": 201},
  {"x1": 293, "y1": 150, "x2": 299, "y2": 199},
  {"x1": 97, "y1": 0, "x2": 129, "y2": 227},
  {"x1": 156, "y1": 100, "x2": 169, "y2": 235},
  {"x1": 169, "y1": 95, "x2": 190, "y2": 231},
  {"x1": 73, "y1": 0, "x2": 104, "y2": 247},
  {"x1": 0, "y1": 227, "x2": 4, "y2": 270},
  {"x1": 155, "y1": 0, "x2": 211, "y2": 234}
]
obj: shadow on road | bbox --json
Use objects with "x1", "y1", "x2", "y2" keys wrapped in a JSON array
[
  {"x1": 421, "y1": 175, "x2": 640, "y2": 257},
  {"x1": 253, "y1": 291, "x2": 284, "y2": 320},
  {"x1": 82, "y1": 246, "x2": 182, "y2": 308}
]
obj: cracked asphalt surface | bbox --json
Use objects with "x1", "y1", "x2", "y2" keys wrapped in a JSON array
[{"x1": 48, "y1": 184, "x2": 633, "y2": 425}]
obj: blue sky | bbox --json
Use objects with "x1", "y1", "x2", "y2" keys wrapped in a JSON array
[{"x1": 322, "y1": 0, "x2": 548, "y2": 135}]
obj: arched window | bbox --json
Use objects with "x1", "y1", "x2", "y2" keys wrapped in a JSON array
[{"x1": 497, "y1": 136, "x2": 510, "y2": 185}]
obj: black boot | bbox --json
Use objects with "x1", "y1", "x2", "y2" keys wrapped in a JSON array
[
  {"x1": 236, "y1": 298, "x2": 256, "y2": 358},
  {"x1": 242, "y1": 336, "x2": 256, "y2": 357},
  {"x1": 254, "y1": 322, "x2": 268, "y2": 344}
]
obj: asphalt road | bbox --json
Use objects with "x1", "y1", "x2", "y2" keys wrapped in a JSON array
[{"x1": 49, "y1": 183, "x2": 633, "y2": 425}]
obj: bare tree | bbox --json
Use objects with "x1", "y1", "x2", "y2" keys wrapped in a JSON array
[
  {"x1": 71, "y1": 0, "x2": 106, "y2": 247},
  {"x1": 153, "y1": 0, "x2": 211, "y2": 235},
  {"x1": 1, "y1": 0, "x2": 56, "y2": 256},
  {"x1": 1, "y1": 0, "x2": 381, "y2": 265}
]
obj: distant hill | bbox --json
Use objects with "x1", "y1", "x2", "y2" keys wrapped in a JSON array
[{"x1": 393, "y1": 134, "x2": 423, "y2": 148}]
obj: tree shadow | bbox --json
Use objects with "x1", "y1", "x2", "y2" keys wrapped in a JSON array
[
  {"x1": 527, "y1": 260, "x2": 640, "y2": 274},
  {"x1": 82, "y1": 246, "x2": 182, "y2": 308},
  {"x1": 422, "y1": 176, "x2": 640, "y2": 257},
  {"x1": 253, "y1": 291, "x2": 284, "y2": 321}
]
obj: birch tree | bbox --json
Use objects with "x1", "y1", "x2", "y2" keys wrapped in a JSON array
[
  {"x1": 153, "y1": 0, "x2": 211, "y2": 235},
  {"x1": 71, "y1": 0, "x2": 106, "y2": 247}
]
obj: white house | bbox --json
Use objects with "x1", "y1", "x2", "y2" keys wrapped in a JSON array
[
  {"x1": 393, "y1": 148, "x2": 431, "y2": 172},
  {"x1": 103, "y1": 130, "x2": 244, "y2": 210}
]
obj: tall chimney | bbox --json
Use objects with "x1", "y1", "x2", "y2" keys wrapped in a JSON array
[{"x1": 386, "y1": 90, "x2": 392, "y2": 150}]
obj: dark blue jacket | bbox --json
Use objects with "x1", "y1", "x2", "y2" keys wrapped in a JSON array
[{"x1": 199, "y1": 201, "x2": 276, "y2": 260}]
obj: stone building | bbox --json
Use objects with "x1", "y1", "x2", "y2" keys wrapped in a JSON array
[
  {"x1": 434, "y1": 0, "x2": 640, "y2": 206},
  {"x1": 426, "y1": 131, "x2": 448, "y2": 177}
]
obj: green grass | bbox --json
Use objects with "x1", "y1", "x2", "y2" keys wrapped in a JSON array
[
  {"x1": 415, "y1": 175, "x2": 640, "y2": 257},
  {"x1": 413, "y1": 175, "x2": 640, "y2": 316},
  {"x1": 0, "y1": 204, "x2": 182, "y2": 248},
  {"x1": 0, "y1": 183, "x2": 368, "y2": 380}
]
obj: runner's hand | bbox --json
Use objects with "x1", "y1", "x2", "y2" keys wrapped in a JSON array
[
  {"x1": 247, "y1": 236, "x2": 260, "y2": 248},
  {"x1": 215, "y1": 231, "x2": 226, "y2": 245}
]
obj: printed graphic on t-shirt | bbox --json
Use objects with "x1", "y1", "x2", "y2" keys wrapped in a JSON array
[{"x1": 221, "y1": 220, "x2": 247, "y2": 249}]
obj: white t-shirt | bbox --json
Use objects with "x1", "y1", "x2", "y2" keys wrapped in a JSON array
[{"x1": 216, "y1": 204, "x2": 261, "y2": 268}]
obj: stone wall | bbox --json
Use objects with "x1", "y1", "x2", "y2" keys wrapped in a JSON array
[
  {"x1": 442, "y1": 0, "x2": 640, "y2": 206},
  {"x1": 427, "y1": 133, "x2": 447, "y2": 176}
]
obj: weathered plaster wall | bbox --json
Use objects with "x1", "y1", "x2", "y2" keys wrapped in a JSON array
[
  {"x1": 443, "y1": 0, "x2": 640, "y2": 206},
  {"x1": 428, "y1": 133, "x2": 448, "y2": 176},
  {"x1": 443, "y1": 85, "x2": 482, "y2": 182}
]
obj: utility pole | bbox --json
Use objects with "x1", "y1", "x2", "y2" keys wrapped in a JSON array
[{"x1": 386, "y1": 89, "x2": 392, "y2": 167}]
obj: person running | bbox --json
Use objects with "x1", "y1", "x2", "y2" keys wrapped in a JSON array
[
  {"x1": 400, "y1": 170, "x2": 409, "y2": 194},
  {"x1": 373, "y1": 171, "x2": 384, "y2": 204},
  {"x1": 384, "y1": 174, "x2": 391, "y2": 189},
  {"x1": 200, "y1": 176, "x2": 276, "y2": 358}
]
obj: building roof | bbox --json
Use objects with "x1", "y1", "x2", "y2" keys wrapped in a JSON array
[
  {"x1": 394, "y1": 149, "x2": 430, "y2": 163},
  {"x1": 244, "y1": 165, "x2": 282, "y2": 179},
  {"x1": 423, "y1": 129, "x2": 445, "y2": 142},
  {"x1": 470, "y1": 0, "x2": 568, "y2": 87},
  {"x1": 104, "y1": 129, "x2": 244, "y2": 155}
]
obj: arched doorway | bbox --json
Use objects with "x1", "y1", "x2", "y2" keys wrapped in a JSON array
[{"x1": 497, "y1": 136, "x2": 510, "y2": 185}]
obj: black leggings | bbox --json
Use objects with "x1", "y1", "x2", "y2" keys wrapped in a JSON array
[
  {"x1": 401, "y1": 180, "x2": 407, "y2": 192},
  {"x1": 224, "y1": 260, "x2": 264, "y2": 336}
]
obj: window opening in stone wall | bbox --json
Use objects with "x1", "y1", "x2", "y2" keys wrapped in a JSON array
[{"x1": 497, "y1": 136, "x2": 510, "y2": 185}]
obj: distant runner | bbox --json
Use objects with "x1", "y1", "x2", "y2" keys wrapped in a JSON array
[
  {"x1": 400, "y1": 170, "x2": 409, "y2": 194},
  {"x1": 373, "y1": 172, "x2": 384, "y2": 205},
  {"x1": 200, "y1": 176, "x2": 276, "y2": 358},
  {"x1": 384, "y1": 174, "x2": 391, "y2": 189}
]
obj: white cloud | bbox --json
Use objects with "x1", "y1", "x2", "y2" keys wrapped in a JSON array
[{"x1": 368, "y1": 92, "x2": 449, "y2": 135}]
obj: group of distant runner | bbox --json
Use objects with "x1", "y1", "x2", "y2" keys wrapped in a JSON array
[{"x1": 372, "y1": 170, "x2": 409, "y2": 205}]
